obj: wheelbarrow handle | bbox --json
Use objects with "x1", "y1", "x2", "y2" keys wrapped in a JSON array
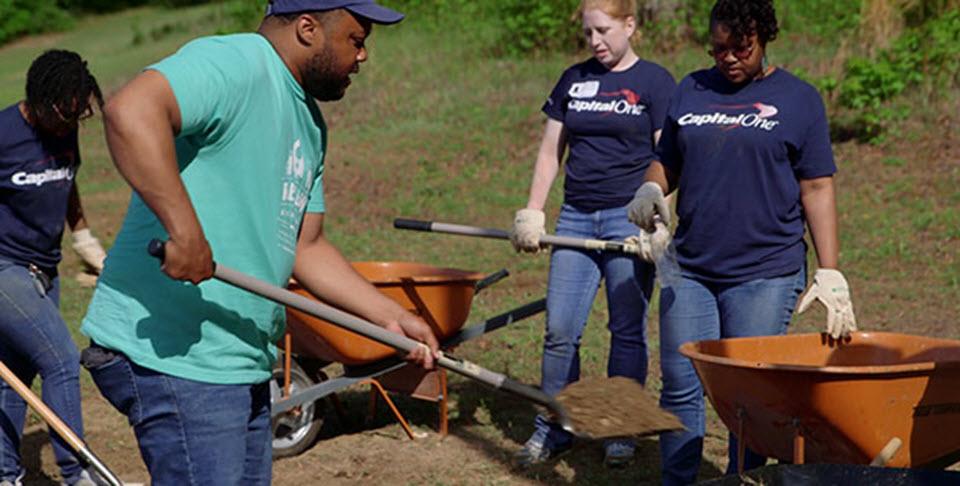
[
  {"x1": 394, "y1": 218, "x2": 640, "y2": 255},
  {"x1": 147, "y1": 240, "x2": 573, "y2": 432}
]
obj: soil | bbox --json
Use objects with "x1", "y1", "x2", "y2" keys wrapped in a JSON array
[{"x1": 556, "y1": 377, "x2": 683, "y2": 439}]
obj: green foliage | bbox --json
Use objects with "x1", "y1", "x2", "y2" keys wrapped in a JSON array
[
  {"x1": 497, "y1": 0, "x2": 580, "y2": 56},
  {"x1": 836, "y1": 9, "x2": 960, "y2": 140},
  {"x1": 214, "y1": 0, "x2": 265, "y2": 34},
  {"x1": 383, "y1": 0, "x2": 578, "y2": 56},
  {"x1": 0, "y1": 0, "x2": 72, "y2": 45},
  {"x1": 777, "y1": 0, "x2": 860, "y2": 41},
  {"x1": 59, "y1": 0, "x2": 214, "y2": 12}
]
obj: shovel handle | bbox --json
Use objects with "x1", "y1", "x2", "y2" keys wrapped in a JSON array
[
  {"x1": 0, "y1": 361, "x2": 123, "y2": 486},
  {"x1": 393, "y1": 218, "x2": 639, "y2": 255},
  {"x1": 146, "y1": 240, "x2": 571, "y2": 427}
]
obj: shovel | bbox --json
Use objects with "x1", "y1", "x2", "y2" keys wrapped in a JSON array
[
  {"x1": 147, "y1": 240, "x2": 683, "y2": 439},
  {"x1": 0, "y1": 361, "x2": 123, "y2": 486},
  {"x1": 394, "y1": 218, "x2": 643, "y2": 255},
  {"x1": 146, "y1": 240, "x2": 574, "y2": 432},
  {"x1": 395, "y1": 217, "x2": 684, "y2": 288}
]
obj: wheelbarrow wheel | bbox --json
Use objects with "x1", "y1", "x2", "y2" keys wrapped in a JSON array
[{"x1": 271, "y1": 358, "x2": 325, "y2": 458}]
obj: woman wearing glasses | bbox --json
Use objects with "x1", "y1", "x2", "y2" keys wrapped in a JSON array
[
  {"x1": 0, "y1": 50, "x2": 105, "y2": 486},
  {"x1": 626, "y1": 0, "x2": 857, "y2": 483}
]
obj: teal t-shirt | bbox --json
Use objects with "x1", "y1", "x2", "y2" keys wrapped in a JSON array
[{"x1": 82, "y1": 34, "x2": 326, "y2": 384}]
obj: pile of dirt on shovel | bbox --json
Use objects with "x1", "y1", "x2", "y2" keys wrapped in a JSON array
[{"x1": 556, "y1": 376, "x2": 684, "y2": 439}]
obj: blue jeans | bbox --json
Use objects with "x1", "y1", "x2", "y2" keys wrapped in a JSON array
[
  {"x1": 658, "y1": 268, "x2": 805, "y2": 485},
  {"x1": 531, "y1": 204, "x2": 654, "y2": 449},
  {"x1": 86, "y1": 347, "x2": 271, "y2": 485},
  {"x1": 0, "y1": 259, "x2": 85, "y2": 484}
]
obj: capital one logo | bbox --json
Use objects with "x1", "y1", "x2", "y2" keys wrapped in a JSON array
[
  {"x1": 11, "y1": 167, "x2": 74, "y2": 186},
  {"x1": 677, "y1": 102, "x2": 781, "y2": 131},
  {"x1": 569, "y1": 81, "x2": 600, "y2": 99}
]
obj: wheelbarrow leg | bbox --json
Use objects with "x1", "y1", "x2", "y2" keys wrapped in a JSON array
[
  {"x1": 365, "y1": 379, "x2": 416, "y2": 440},
  {"x1": 439, "y1": 369, "x2": 448, "y2": 437},
  {"x1": 736, "y1": 407, "x2": 746, "y2": 474},
  {"x1": 792, "y1": 418, "x2": 805, "y2": 464}
]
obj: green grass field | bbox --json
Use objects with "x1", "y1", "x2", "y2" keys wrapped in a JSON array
[{"x1": 1, "y1": 2, "x2": 958, "y2": 484}]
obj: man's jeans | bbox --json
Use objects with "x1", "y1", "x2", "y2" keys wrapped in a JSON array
[
  {"x1": 85, "y1": 347, "x2": 271, "y2": 485},
  {"x1": 0, "y1": 259, "x2": 84, "y2": 484},
  {"x1": 531, "y1": 204, "x2": 655, "y2": 449},
  {"x1": 658, "y1": 268, "x2": 806, "y2": 485}
]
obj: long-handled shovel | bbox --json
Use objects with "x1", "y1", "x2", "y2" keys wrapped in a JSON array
[
  {"x1": 394, "y1": 217, "x2": 684, "y2": 287},
  {"x1": 147, "y1": 241, "x2": 573, "y2": 431},
  {"x1": 0, "y1": 361, "x2": 123, "y2": 486},
  {"x1": 394, "y1": 218, "x2": 642, "y2": 255},
  {"x1": 147, "y1": 240, "x2": 682, "y2": 440}
]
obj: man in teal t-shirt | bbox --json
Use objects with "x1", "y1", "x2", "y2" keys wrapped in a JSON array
[{"x1": 79, "y1": 1, "x2": 438, "y2": 484}]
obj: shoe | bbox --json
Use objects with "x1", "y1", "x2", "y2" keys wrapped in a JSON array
[
  {"x1": 513, "y1": 437, "x2": 572, "y2": 467},
  {"x1": 603, "y1": 438, "x2": 635, "y2": 467},
  {"x1": 63, "y1": 469, "x2": 104, "y2": 486},
  {"x1": 0, "y1": 470, "x2": 24, "y2": 486}
]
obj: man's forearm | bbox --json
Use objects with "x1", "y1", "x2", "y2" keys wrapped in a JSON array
[{"x1": 292, "y1": 238, "x2": 406, "y2": 328}]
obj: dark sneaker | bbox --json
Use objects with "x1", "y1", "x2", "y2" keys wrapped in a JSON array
[
  {"x1": 603, "y1": 438, "x2": 635, "y2": 468},
  {"x1": 513, "y1": 438, "x2": 572, "y2": 467}
]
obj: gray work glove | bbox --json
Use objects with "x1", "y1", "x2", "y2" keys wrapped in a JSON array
[
  {"x1": 627, "y1": 182, "x2": 670, "y2": 232},
  {"x1": 72, "y1": 228, "x2": 106, "y2": 274},
  {"x1": 510, "y1": 209, "x2": 545, "y2": 253},
  {"x1": 797, "y1": 269, "x2": 858, "y2": 339},
  {"x1": 624, "y1": 221, "x2": 671, "y2": 263}
]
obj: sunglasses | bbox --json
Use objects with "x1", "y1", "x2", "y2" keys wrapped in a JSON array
[{"x1": 708, "y1": 40, "x2": 756, "y2": 61}]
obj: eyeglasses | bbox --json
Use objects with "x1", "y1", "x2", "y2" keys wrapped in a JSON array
[
  {"x1": 52, "y1": 103, "x2": 95, "y2": 125},
  {"x1": 708, "y1": 40, "x2": 756, "y2": 60}
]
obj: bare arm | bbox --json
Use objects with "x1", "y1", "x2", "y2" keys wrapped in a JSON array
[
  {"x1": 800, "y1": 176, "x2": 839, "y2": 269},
  {"x1": 102, "y1": 70, "x2": 212, "y2": 283},
  {"x1": 643, "y1": 161, "x2": 678, "y2": 196},
  {"x1": 292, "y1": 213, "x2": 438, "y2": 368},
  {"x1": 65, "y1": 182, "x2": 87, "y2": 232},
  {"x1": 524, "y1": 119, "x2": 567, "y2": 210}
]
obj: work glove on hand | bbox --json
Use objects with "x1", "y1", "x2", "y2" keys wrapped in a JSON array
[
  {"x1": 510, "y1": 209, "x2": 545, "y2": 253},
  {"x1": 72, "y1": 228, "x2": 106, "y2": 274},
  {"x1": 627, "y1": 182, "x2": 670, "y2": 232},
  {"x1": 625, "y1": 222, "x2": 671, "y2": 263},
  {"x1": 797, "y1": 269, "x2": 857, "y2": 339}
]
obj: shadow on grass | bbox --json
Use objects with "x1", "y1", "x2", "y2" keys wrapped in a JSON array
[
  {"x1": 21, "y1": 429, "x2": 60, "y2": 485},
  {"x1": 303, "y1": 379, "x2": 725, "y2": 484}
]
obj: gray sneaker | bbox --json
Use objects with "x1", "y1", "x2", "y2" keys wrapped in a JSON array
[
  {"x1": 513, "y1": 437, "x2": 572, "y2": 467},
  {"x1": 0, "y1": 470, "x2": 24, "y2": 486},
  {"x1": 603, "y1": 438, "x2": 635, "y2": 467},
  {"x1": 63, "y1": 469, "x2": 103, "y2": 486}
]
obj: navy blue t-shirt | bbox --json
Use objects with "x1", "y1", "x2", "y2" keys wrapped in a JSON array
[
  {"x1": 658, "y1": 68, "x2": 835, "y2": 283},
  {"x1": 543, "y1": 58, "x2": 676, "y2": 212},
  {"x1": 0, "y1": 103, "x2": 80, "y2": 274}
]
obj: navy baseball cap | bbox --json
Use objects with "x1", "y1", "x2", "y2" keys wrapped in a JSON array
[{"x1": 266, "y1": 0, "x2": 404, "y2": 25}]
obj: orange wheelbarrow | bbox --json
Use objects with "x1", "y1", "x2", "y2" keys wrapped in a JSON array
[
  {"x1": 681, "y1": 332, "x2": 960, "y2": 470},
  {"x1": 270, "y1": 261, "x2": 545, "y2": 457}
]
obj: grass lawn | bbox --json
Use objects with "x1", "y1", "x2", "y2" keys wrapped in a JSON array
[{"x1": 0, "y1": 2, "x2": 958, "y2": 484}]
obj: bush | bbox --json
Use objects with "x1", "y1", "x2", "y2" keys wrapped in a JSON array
[
  {"x1": 829, "y1": 8, "x2": 960, "y2": 141},
  {"x1": 0, "y1": 0, "x2": 72, "y2": 45},
  {"x1": 382, "y1": 0, "x2": 579, "y2": 56}
]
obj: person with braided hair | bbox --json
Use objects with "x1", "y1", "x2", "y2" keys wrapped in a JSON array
[
  {"x1": 625, "y1": 0, "x2": 856, "y2": 483},
  {"x1": 0, "y1": 50, "x2": 105, "y2": 486}
]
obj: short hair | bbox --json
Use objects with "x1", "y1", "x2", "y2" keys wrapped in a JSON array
[
  {"x1": 24, "y1": 49, "x2": 103, "y2": 129},
  {"x1": 267, "y1": 8, "x2": 343, "y2": 28},
  {"x1": 710, "y1": 0, "x2": 779, "y2": 45}
]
